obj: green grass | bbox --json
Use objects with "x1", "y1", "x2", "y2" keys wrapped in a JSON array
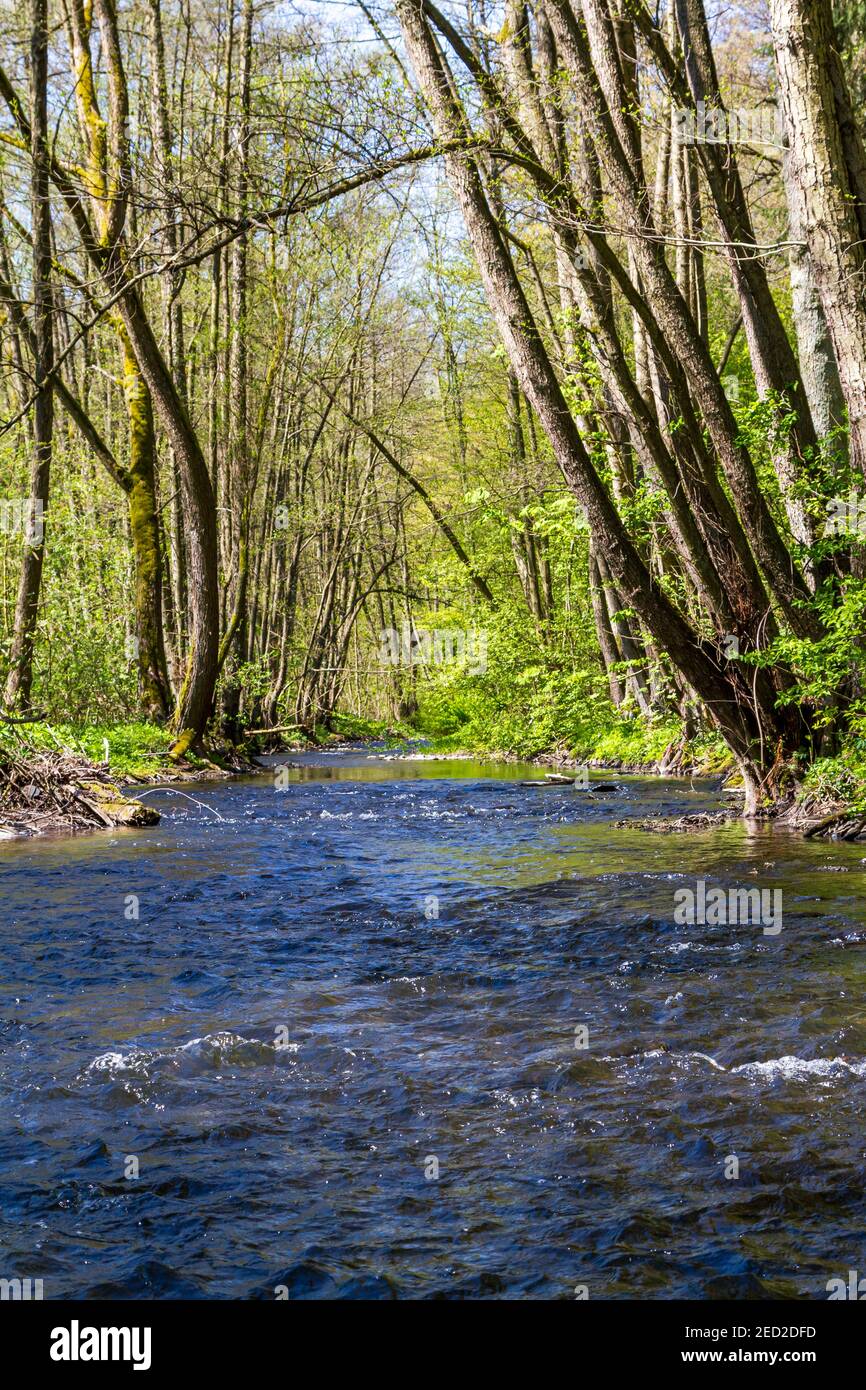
[
  {"x1": 570, "y1": 718, "x2": 683, "y2": 766},
  {"x1": 416, "y1": 713, "x2": 735, "y2": 774},
  {"x1": 0, "y1": 720, "x2": 174, "y2": 778},
  {"x1": 0, "y1": 712, "x2": 419, "y2": 779}
]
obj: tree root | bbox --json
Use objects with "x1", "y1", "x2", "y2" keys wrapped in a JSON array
[{"x1": 804, "y1": 808, "x2": 866, "y2": 840}]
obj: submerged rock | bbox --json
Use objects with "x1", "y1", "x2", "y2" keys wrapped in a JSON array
[{"x1": 76, "y1": 781, "x2": 160, "y2": 829}]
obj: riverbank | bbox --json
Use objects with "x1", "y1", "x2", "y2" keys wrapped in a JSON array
[
  {"x1": 3, "y1": 712, "x2": 865, "y2": 842},
  {"x1": 0, "y1": 748, "x2": 160, "y2": 838},
  {"x1": 418, "y1": 716, "x2": 866, "y2": 839},
  {"x1": 0, "y1": 720, "x2": 261, "y2": 838},
  {"x1": 0, "y1": 713, "x2": 409, "y2": 837}
]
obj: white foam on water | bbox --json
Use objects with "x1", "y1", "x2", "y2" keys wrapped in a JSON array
[
  {"x1": 730, "y1": 1055, "x2": 866, "y2": 1080},
  {"x1": 664, "y1": 941, "x2": 743, "y2": 953},
  {"x1": 86, "y1": 1030, "x2": 288, "y2": 1077},
  {"x1": 608, "y1": 1048, "x2": 866, "y2": 1081}
]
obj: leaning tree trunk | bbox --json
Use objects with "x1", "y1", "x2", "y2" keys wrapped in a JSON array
[
  {"x1": 395, "y1": 0, "x2": 801, "y2": 811},
  {"x1": 14, "y1": 0, "x2": 221, "y2": 749},
  {"x1": 589, "y1": 546, "x2": 625, "y2": 706},
  {"x1": 543, "y1": 0, "x2": 816, "y2": 639},
  {"x1": 112, "y1": 274, "x2": 220, "y2": 757}
]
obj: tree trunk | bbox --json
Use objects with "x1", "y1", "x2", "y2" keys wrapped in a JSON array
[
  {"x1": 396, "y1": 0, "x2": 797, "y2": 792},
  {"x1": 783, "y1": 147, "x2": 847, "y2": 447},
  {"x1": 111, "y1": 272, "x2": 220, "y2": 756},
  {"x1": 545, "y1": 0, "x2": 817, "y2": 636},
  {"x1": 589, "y1": 545, "x2": 625, "y2": 705},
  {"x1": 219, "y1": 0, "x2": 254, "y2": 741},
  {"x1": 770, "y1": 0, "x2": 866, "y2": 477},
  {"x1": 5, "y1": 0, "x2": 52, "y2": 710},
  {"x1": 120, "y1": 335, "x2": 172, "y2": 720}
]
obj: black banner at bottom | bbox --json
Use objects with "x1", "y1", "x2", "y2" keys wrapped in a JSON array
[{"x1": 4, "y1": 1296, "x2": 860, "y2": 1376}]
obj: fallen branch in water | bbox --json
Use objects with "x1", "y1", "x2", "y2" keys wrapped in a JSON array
[
  {"x1": 618, "y1": 810, "x2": 737, "y2": 833},
  {"x1": 134, "y1": 787, "x2": 226, "y2": 822},
  {"x1": 246, "y1": 724, "x2": 303, "y2": 736},
  {"x1": 804, "y1": 807, "x2": 866, "y2": 840}
]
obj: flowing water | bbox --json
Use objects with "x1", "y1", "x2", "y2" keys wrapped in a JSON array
[{"x1": 2, "y1": 746, "x2": 866, "y2": 1299}]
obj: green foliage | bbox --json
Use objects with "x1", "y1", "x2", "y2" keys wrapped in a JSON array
[
  {"x1": 325, "y1": 711, "x2": 412, "y2": 743},
  {"x1": 409, "y1": 598, "x2": 612, "y2": 756},
  {"x1": 0, "y1": 720, "x2": 171, "y2": 777},
  {"x1": 801, "y1": 743, "x2": 866, "y2": 809},
  {"x1": 68, "y1": 722, "x2": 174, "y2": 775},
  {"x1": 755, "y1": 576, "x2": 866, "y2": 715},
  {"x1": 0, "y1": 442, "x2": 139, "y2": 722},
  {"x1": 572, "y1": 718, "x2": 684, "y2": 766}
]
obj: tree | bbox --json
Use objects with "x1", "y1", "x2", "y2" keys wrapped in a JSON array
[{"x1": 4, "y1": 0, "x2": 52, "y2": 708}]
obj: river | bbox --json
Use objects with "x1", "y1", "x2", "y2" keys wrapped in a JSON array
[{"x1": 2, "y1": 746, "x2": 865, "y2": 1298}]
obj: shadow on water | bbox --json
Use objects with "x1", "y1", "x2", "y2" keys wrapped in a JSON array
[{"x1": 1, "y1": 744, "x2": 865, "y2": 1298}]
